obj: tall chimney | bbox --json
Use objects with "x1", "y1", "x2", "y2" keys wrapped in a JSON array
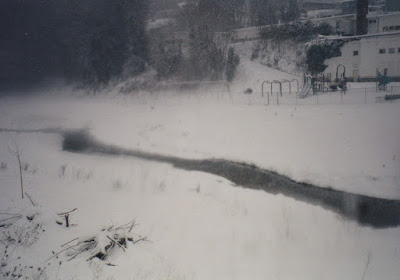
[{"x1": 356, "y1": 0, "x2": 368, "y2": 35}]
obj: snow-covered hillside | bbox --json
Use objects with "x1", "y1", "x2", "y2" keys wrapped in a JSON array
[{"x1": 233, "y1": 39, "x2": 306, "y2": 76}]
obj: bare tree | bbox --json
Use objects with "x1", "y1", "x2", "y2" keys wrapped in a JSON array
[{"x1": 8, "y1": 140, "x2": 24, "y2": 199}]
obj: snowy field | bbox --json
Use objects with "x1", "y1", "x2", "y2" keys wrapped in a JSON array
[{"x1": 1, "y1": 64, "x2": 400, "y2": 279}]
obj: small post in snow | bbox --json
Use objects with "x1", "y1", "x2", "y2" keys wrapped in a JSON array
[
  {"x1": 364, "y1": 88, "x2": 367, "y2": 104},
  {"x1": 277, "y1": 90, "x2": 279, "y2": 105},
  {"x1": 341, "y1": 91, "x2": 343, "y2": 104}
]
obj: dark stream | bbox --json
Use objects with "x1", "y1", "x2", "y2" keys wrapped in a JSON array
[
  {"x1": 1, "y1": 128, "x2": 399, "y2": 228},
  {"x1": 61, "y1": 129, "x2": 400, "y2": 229}
]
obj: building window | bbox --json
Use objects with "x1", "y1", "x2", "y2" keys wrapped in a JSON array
[
  {"x1": 379, "y1": 49, "x2": 386, "y2": 54},
  {"x1": 389, "y1": 26, "x2": 395, "y2": 31},
  {"x1": 383, "y1": 27, "x2": 388, "y2": 32},
  {"x1": 353, "y1": 50, "x2": 359, "y2": 56},
  {"x1": 396, "y1": 26, "x2": 400, "y2": 31},
  {"x1": 398, "y1": 48, "x2": 400, "y2": 53},
  {"x1": 389, "y1": 48, "x2": 395, "y2": 54}
]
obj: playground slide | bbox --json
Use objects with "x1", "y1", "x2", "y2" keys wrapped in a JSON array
[{"x1": 299, "y1": 81, "x2": 312, "y2": 98}]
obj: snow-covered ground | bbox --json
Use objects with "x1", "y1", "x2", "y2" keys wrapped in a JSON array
[
  {"x1": 1, "y1": 87, "x2": 398, "y2": 199},
  {"x1": 1, "y1": 61, "x2": 400, "y2": 279}
]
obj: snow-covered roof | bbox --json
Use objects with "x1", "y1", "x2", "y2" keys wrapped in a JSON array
[
  {"x1": 367, "y1": 11, "x2": 400, "y2": 18},
  {"x1": 323, "y1": 30, "x2": 400, "y2": 40}
]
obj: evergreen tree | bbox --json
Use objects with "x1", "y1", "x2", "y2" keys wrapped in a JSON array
[
  {"x1": 197, "y1": 0, "x2": 235, "y2": 31},
  {"x1": 249, "y1": 0, "x2": 299, "y2": 26},
  {"x1": 0, "y1": 0, "x2": 150, "y2": 89},
  {"x1": 188, "y1": 25, "x2": 225, "y2": 80},
  {"x1": 226, "y1": 47, "x2": 240, "y2": 82},
  {"x1": 287, "y1": 0, "x2": 300, "y2": 22}
]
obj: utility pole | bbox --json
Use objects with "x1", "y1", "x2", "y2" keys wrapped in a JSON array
[{"x1": 356, "y1": 0, "x2": 369, "y2": 35}]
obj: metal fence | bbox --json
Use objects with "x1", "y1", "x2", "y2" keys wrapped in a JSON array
[
  {"x1": 124, "y1": 84, "x2": 399, "y2": 106},
  {"x1": 229, "y1": 86, "x2": 398, "y2": 106}
]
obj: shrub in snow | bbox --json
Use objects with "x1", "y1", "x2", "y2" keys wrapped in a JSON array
[
  {"x1": 251, "y1": 46, "x2": 260, "y2": 61},
  {"x1": 119, "y1": 70, "x2": 158, "y2": 94},
  {"x1": 58, "y1": 164, "x2": 67, "y2": 178},
  {"x1": 154, "y1": 45, "x2": 183, "y2": 79},
  {"x1": 112, "y1": 180, "x2": 124, "y2": 191},
  {"x1": 244, "y1": 88, "x2": 253, "y2": 94},
  {"x1": 0, "y1": 162, "x2": 7, "y2": 170},
  {"x1": 305, "y1": 39, "x2": 345, "y2": 75}
]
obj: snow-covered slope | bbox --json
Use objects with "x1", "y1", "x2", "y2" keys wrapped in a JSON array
[
  {"x1": 0, "y1": 61, "x2": 399, "y2": 279},
  {"x1": 0, "y1": 131, "x2": 399, "y2": 280}
]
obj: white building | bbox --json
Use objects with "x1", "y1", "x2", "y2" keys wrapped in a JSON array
[
  {"x1": 323, "y1": 32, "x2": 400, "y2": 81},
  {"x1": 310, "y1": 11, "x2": 400, "y2": 36},
  {"x1": 367, "y1": 12, "x2": 400, "y2": 34}
]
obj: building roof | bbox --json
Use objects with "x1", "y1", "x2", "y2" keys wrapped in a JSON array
[{"x1": 323, "y1": 30, "x2": 400, "y2": 40}]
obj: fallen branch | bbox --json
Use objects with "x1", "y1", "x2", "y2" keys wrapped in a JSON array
[
  {"x1": 61, "y1": 238, "x2": 79, "y2": 248},
  {"x1": 0, "y1": 215, "x2": 22, "y2": 227},
  {"x1": 131, "y1": 236, "x2": 148, "y2": 245},
  {"x1": 46, "y1": 243, "x2": 82, "y2": 262},
  {"x1": 107, "y1": 235, "x2": 125, "y2": 251},
  {"x1": 68, "y1": 242, "x2": 93, "y2": 262},
  {"x1": 0, "y1": 215, "x2": 22, "y2": 224},
  {"x1": 24, "y1": 192, "x2": 36, "y2": 207},
  {"x1": 57, "y1": 208, "x2": 77, "y2": 216},
  {"x1": 128, "y1": 220, "x2": 137, "y2": 233},
  {"x1": 115, "y1": 219, "x2": 136, "y2": 232}
]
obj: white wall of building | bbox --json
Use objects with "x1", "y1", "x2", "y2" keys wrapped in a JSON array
[
  {"x1": 359, "y1": 34, "x2": 400, "y2": 78},
  {"x1": 323, "y1": 33, "x2": 400, "y2": 81},
  {"x1": 323, "y1": 40, "x2": 361, "y2": 80},
  {"x1": 367, "y1": 12, "x2": 400, "y2": 34}
]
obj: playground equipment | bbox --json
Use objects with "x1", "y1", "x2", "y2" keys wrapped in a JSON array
[
  {"x1": 299, "y1": 75, "x2": 315, "y2": 98},
  {"x1": 299, "y1": 80, "x2": 312, "y2": 98},
  {"x1": 261, "y1": 79, "x2": 299, "y2": 105},
  {"x1": 261, "y1": 80, "x2": 281, "y2": 105},
  {"x1": 336, "y1": 64, "x2": 346, "y2": 81},
  {"x1": 281, "y1": 79, "x2": 299, "y2": 96},
  {"x1": 376, "y1": 68, "x2": 391, "y2": 91},
  {"x1": 299, "y1": 73, "x2": 343, "y2": 98}
]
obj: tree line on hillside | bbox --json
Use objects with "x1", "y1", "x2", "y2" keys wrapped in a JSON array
[
  {"x1": 0, "y1": 0, "x2": 149, "y2": 90},
  {"x1": 176, "y1": 0, "x2": 300, "y2": 32},
  {"x1": 0, "y1": 0, "x2": 303, "y2": 90},
  {"x1": 153, "y1": 0, "x2": 301, "y2": 81},
  {"x1": 153, "y1": 0, "x2": 243, "y2": 81}
]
